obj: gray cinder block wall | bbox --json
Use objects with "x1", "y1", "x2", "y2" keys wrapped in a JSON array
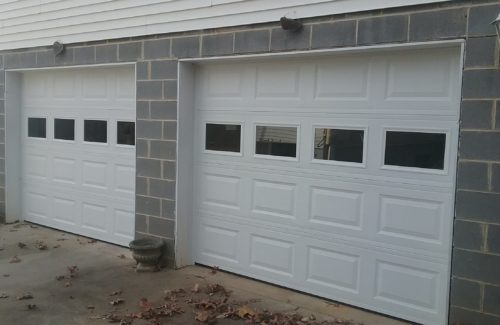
[{"x1": 0, "y1": 1, "x2": 499, "y2": 323}]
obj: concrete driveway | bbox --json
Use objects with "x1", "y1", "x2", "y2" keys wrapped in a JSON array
[{"x1": 0, "y1": 223, "x2": 408, "y2": 325}]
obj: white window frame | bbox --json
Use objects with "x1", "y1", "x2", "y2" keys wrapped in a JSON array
[
  {"x1": 202, "y1": 121, "x2": 244, "y2": 157},
  {"x1": 82, "y1": 118, "x2": 109, "y2": 146},
  {"x1": 253, "y1": 122, "x2": 300, "y2": 162}
]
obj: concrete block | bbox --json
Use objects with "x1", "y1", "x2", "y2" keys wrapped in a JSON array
[
  {"x1": 150, "y1": 101, "x2": 177, "y2": 120},
  {"x1": 469, "y1": 4, "x2": 500, "y2": 37},
  {"x1": 449, "y1": 306, "x2": 500, "y2": 325},
  {"x1": 487, "y1": 224, "x2": 500, "y2": 255},
  {"x1": 453, "y1": 219, "x2": 483, "y2": 251},
  {"x1": 161, "y1": 199, "x2": 175, "y2": 219},
  {"x1": 151, "y1": 60, "x2": 177, "y2": 80},
  {"x1": 136, "y1": 158, "x2": 161, "y2": 178},
  {"x1": 74, "y1": 46, "x2": 95, "y2": 64},
  {"x1": 463, "y1": 69, "x2": 500, "y2": 99},
  {"x1": 162, "y1": 121, "x2": 177, "y2": 140},
  {"x1": 136, "y1": 195, "x2": 160, "y2": 216},
  {"x1": 410, "y1": 8, "x2": 467, "y2": 41},
  {"x1": 358, "y1": 15, "x2": 408, "y2": 45},
  {"x1": 450, "y1": 277, "x2": 481, "y2": 310},
  {"x1": 136, "y1": 120, "x2": 162, "y2": 140},
  {"x1": 452, "y1": 248, "x2": 500, "y2": 285},
  {"x1": 456, "y1": 191, "x2": 500, "y2": 223},
  {"x1": 136, "y1": 176, "x2": 148, "y2": 196},
  {"x1": 144, "y1": 39, "x2": 170, "y2": 59},
  {"x1": 136, "y1": 139, "x2": 148, "y2": 158},
  {"x1": 118, "y1": 42, "x2": 142, "y2": 61},
  {"x1": 460, "y1": 100, "x2": 493, "y2": 130},
  {"x1": 136, "y1": 101, "x2": 150, "y2": 119},
  {"x1": 135, "y1": 214, "x2": 148, "y2": 233},
  {"x1": 202, "y1": 33, "x2": 234, "y2": 56},
  {"x1": 172, "y1": 37, "x2": 200, "y2": 58},
  {"x1": 162, "y1": 160, "x2": 176, "y2": 180},
  {"x1": 460, "y1": 131, "x2": 500, "y2": 161},
  {"x1": 271, "y1": 25, "x2": 311, "y2": 51},
  {"x1": 137, "y1": 81, "x2": 163, "y2": 100},
  {"x1": 311, "y1": 20, "x2": 356, "y2": 49},
  {"x1": 148, "y1": 216, "x2": 175, "y2": 238},
  {"x1": 492, "y1": 163, "x2": 500, "y2": 192},
  {"x1": 149, "y1": 178, "x2": 175, "y2": 200},
  {"x1": 457, "y1": 161, "x2": 489, "y2": 191},
  {"x1": 136, "y1": 61, "x2": 149, "y2": 80},
  {"x1": 234, "y1": 30, "x2": 269, "y2": 54},
  {"x1": 150, "y1": 140, "x2": 176, "y2": 160},
  {"x1": 465, "y1": 36, "x2": 497, "y2": 68},
  {"x1": 484, "y1": 284, "x2": 500, "y2": 315},
  {"x1": 163, "y1": 80, "x2": 177, "y2": 100},
  {"x1": 96, "y1": 44, "x2": 117, "y2": 63},
  {"x1": 36, "y1": 50, "x2": 55, "y2": 67}
]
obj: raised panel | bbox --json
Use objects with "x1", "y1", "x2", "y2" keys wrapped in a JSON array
[
  {"x1": 82, "y1": 72, "x2": 107, "y2": 99},
  {"x1": 375, "y1": 261, "x2": 439, "y2": 311},
  {"x1": 255, "y1": 65, "x2": 300, "y2": 99},
  {"x1": 53, "y1": 157, "x2": 76, "y2": 184},
  {"x1": 315, "y1": 58, "x2": 369, "y2": 100},
  {"x1": 307, "y1": 247, "x2": 359, "y2": 293},
  {"x1": 252, "y1": 180, "x2": 295, "y2": 219},
  {"x1": 53, "y1": 196, "x2": 77, "y2": 224},
  {"x1": 82, "y1": 202, "x2": 107, "y2": 232},
  {"x1": 201, "y1": 174, "x2": 240, "y2": 209},
  {"x1": 115, "y1": 164, "x2": 135, "y2": 193},
  {"x1": 199, "y1": 224, "x2": 239, "y2": 263},
  {"x1": 113, "y1": 209, "x2": 134, "y2": 238},
  {"x1": 82, "y1": 161, "x2": 107, "y2": 189},
  {"x1": 25, "y1": 192, "x2": 48, "y2": 218},
  {"x1": 205, "y1": 65, "x2": 243, "y2": 99},
  {"x1": 25, "y1": 154, "x2": 47, "y2": 179},
  {"x1": 309, "y1": 187, "x2": 362, "y2": 229},
  {"x1": 52, "y1": 73, "x2": 75, "y2": 98},
  {"x1": 250, "y1": 235, "x2": 293, "y2": 277},
  {"x1": 379, "y1": 195, "x2": 443, "y2": 243},
  {"x1": 23, "y1": 73, "x2": 47, "y2": 99},
  {"x1": 116, "y1": 69, "x2": 135, "y2": 100},
  {"x1": 385, "y1": 50, "x2": 452, "y2": 101}
]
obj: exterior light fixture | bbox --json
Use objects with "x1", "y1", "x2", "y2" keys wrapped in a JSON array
[
  {"x1": 492, "y1": 13, "x2": 500, "y2": 41},
  {"x1": 280, "y1": 16, "x2": 302, "y2": 32},
  {"x1": 53, "y1": 41, "x2": 65, "y2": 56}
]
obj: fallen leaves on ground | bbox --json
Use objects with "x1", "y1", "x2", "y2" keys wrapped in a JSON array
[
  {"x1": 16, "y1": 293, "x2": 33, "y2": 300},
  {"x1": 210, "y1": 266, "x2": 219, "y2": 274},
  {"x1": 67, "y1": 265, "x2": 79, "y2": 278},
  {"x1": 26, "y1": 304, "x2": 37, "y2": 310},
  {"x1": 36, "y1": 241, "x2": 48, "y2": 250},
  {"x1": 110, "y1": 290, "x2": 122, "y2": 296},
  {"x1": 0, "y1": 293, "x2": 8, "y2": 299},
  {"x1": 3, "y1": 274, "x2": 10, "y2": 277},
  {"x1": 9, "y1": 256, "x2": 21, "y2": 263},
  {"x1": 191, "y1": 283, "x2": 200, "y2": 293},
  {"x1": 110, "y1": 298, "x2": 125, "y2": 306},
  {"x1": 53, "y1": 245, "x2": 61, "y2": 249},
  {"x1": 17, "y1": 242, "x2": 27, "y2": 249}
]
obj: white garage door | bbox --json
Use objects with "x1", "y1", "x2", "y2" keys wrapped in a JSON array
[
  {"x1": 21, "y1": 66, "x2": 136, "y2": 246},
  {"x1": 192, "y1": 46, "x2": 461, "y2": 325}
]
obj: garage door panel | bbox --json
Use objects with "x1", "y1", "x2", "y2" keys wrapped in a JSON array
[
  {"x1": 193, "y1": 47, "x2": 460, "y2": 325},
  {"x1": 21, "y1": 66, "x2": 135, "y2": 246}
]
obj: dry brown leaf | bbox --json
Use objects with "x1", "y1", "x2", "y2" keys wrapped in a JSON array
[
  {"x1": 194, "y1": 310, "x2": 210, "y2": 322},
  {"x1": 117, "y1": 254, "x2": 126, "y2": 259},
  {"x1": 237, "y1": 305, "x2": 256, "y2": 319},
  {"x1": 37, "y1": 242, "x2": 48, "y2": 250},
  {"x1": 87, "y1": 305, "x2": 95, "y2": 309},
  {"x1": 17, "y1": 242, "x2": 27, "y2": 248},
  {"x1": 52, "y1": 245, "x2": 61, "y2": 249},
  {"x1": 9, "y1": 256, "x2": 21, "y2": 263},
  {"x1": 55, "y1": 275, "x2": 65, "y2": 281},
  {"x1": 16, "y1": 293, "x2": 33, "y2": 300},
  {"x1": 191, "y1": 283, "x2": 200, "y2": 293},
  {"x1": 110, "y1": 290, "x2": 122, "y2": 296},
  {"x1": 26, "y1": 304, "x2": 37, "y2": 310},
  {"x1": 110, "y1": 298, "x2": 124, "y2": 306},
  {"x1": 0, "y1": 293, "x2": 8, "y2": 299},
  {"x1": 64, "y1": 282, "x2": 71, "y2": 288},
  {"x1": 210, "y1": 266, "x2": 219, "y2": 274}
]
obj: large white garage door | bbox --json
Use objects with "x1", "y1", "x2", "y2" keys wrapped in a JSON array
[
  {"x1": 192, "y1": 46, "x2": 461, "y2": 325},
  {"x1": 21, "y1": 66, "x2": 136, "y2": 246}
]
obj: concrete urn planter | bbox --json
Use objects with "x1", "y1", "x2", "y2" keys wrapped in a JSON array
[{"x1": 129, "y1": 238, "x2": 164, "y2": 272}]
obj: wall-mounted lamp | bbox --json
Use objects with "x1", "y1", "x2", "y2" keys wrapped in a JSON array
[
  {"x1": 492, "y1": 13, "x2": 500, "y2": 41},
  {"x1": 280, "y1": 16, "x2": 303, "y2": 32},
  {"x1": 53, "y1": 41, "x2": 65, "y2": 56}
]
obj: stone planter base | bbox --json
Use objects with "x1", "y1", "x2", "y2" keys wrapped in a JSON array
[{"x1": 129, "y1": 238, "x2": 164, "y2": 272}]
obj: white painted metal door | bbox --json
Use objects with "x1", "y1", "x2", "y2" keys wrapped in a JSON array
[
  {"x1": 192, "y1": 46, "x2": 462, "y2": 325},
  {"x1": 21, "y1": 66, "x2": 136, "y2": 246}
]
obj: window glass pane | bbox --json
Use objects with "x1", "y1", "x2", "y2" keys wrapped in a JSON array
[
  {"x1": 28, "y1": 117, "x2": 46, "y2": 138},
  {"x1": 117, "y1": 121, "x2": 135, "y2": 146},
  {"x1": 205, "y1": 123, "x2": 241, "y2": 153},
  {"x1": 314, "y1": 128, "x2": 364, "y2": 163},
  {"x1": 255, "y1": 125, "x2": 297, "y2": 158},
  {"x1": 384, "y1": 131, "x2": 446, "y2": 170},
  {"x1": 84, "y1": 120, "x2": 107, "y2": 143},
  {"x1": 54, "y1": 118, "x2": 75, "y2": 141}
]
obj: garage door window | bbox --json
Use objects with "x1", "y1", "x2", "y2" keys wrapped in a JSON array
[
  {"x1": 384, "y1": 131, "x2": 446, "y2": 170},
  {"x1": 205, "y1": 123, "x2": 241, "y2": 153},
  {"x1": 28, "y1": 117, "x2": 46, "y2": 138},
  {"x1": 54, "y1": 118, "x2": 75, "y2": 141},
  {"x1": 255, "y1": 125, "x2": 297, "y2": 158},
  {"x1": 117, "y1": 121, "x2": 135, "y2": 146},
  {"x1": 314, "y1": 128, "x2": 364, "y2": 164},
  {"x1": 84, "y1": 120, "x2": 107, "y2": 143}
]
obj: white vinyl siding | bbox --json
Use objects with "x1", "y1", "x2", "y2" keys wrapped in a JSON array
[{"x1": 0, "y1": 0, "x2": 449, "y2": 51}]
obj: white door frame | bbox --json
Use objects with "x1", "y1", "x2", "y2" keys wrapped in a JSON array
[{"x1": 4, "y1": 63, "x2": 136, "y2": 224}]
